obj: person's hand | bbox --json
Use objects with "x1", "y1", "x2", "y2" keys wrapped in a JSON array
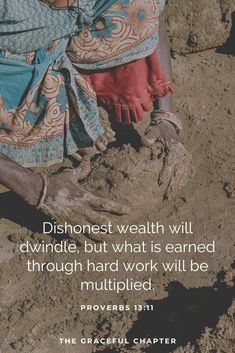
[
  {"x1": 39, "y1": 169, "x2": 129, "y2": 239},
  {"x1": 143, "y1": 120, "x2": 180, "y2": 149},
  {"x1": 142, "y1": 111, "x2": 182, "y2": 150}
]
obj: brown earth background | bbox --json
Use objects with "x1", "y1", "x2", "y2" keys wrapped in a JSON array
[{"x1": 0, "y1": 1, "x2": 235, "y2": 352}]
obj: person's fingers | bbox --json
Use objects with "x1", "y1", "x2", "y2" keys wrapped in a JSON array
[
  {"x1": 105, "y1": 129, "x2": 116, "y2": 139},
  {"x1": 143, "y1": 121, "x2": 181, "y2": 148},
  {"x1": 77, "y1": 147, "x2": 97, "y2": 157},
  {"x1": 82, "y1": 209, "x2": 111, "y2": 226},
  {"x1": 143, "y1": 127, "x2": 158, "y2": 145},
  {"x1": 95, "y1": 137, "x2": 107, "y2": 152},
  {"x1": 90, "y1": 196, "x2": 130, "y2": 215},
  {"x1": 104, "y1": 127, "x2": 116, "y2": 143},
  {"x1": 100, "y1": 134, "x2": 108, "y2": 146},
  {"x1": 159, "y1": 122, "x2": 180, "y2": 148},
  {"x1": 106, "y1": 134, "x2": 116, "y2": 143},
  {"x1": 105, "y1": 126, "x2": 116, "y2": 136}
]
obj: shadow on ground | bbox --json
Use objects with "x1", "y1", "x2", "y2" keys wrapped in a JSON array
[
  {"x1": 100, "y1": 279, "x2": 234, "y2": 353},
  {"x1": 0, "y1": 192, "x2": 68, "y2": 240},
  {"x1": 217, "y1": 11, "x2": 235, "y2": 55}
]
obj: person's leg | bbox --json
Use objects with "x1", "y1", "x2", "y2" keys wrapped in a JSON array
[
  {"x1": 155, "y1": 15, "x2": 174, "y2": 113},
  {"x1": 143, "y1": 15, "x2": 181, "y2": 148}
]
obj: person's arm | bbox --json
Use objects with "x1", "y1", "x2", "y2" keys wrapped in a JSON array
[
  {"x1": 0, "y1": 153, "x2": 129, "y2": 224},
  {"x1": 0, "y1": 153, "x2": 43, "y2": 206},
  {"x1": 155, "y1": 15, "x2": 174, "y2": 112}
]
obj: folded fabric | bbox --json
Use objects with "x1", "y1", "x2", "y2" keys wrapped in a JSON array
[
  {"x1": 0, "y1": 39, "x2": 104, "y2": 167},
  {"x1": 68, "y1": 0, "x2": 163, "y2": 70},
  {"x1": 0, "y1": 0, "x2": 79, "y2": 54},
  {"x1": 80, "y1": 52, "x2": 175, "y2": 124}
]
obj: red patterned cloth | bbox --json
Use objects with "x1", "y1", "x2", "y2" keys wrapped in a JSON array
[{"x1": 80, "y1": 52, "x2": 175, "y2": 124}]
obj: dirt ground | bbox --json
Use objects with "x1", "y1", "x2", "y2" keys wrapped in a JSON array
[{"x1": 0, "y1": 8, "x2": 235, "y2": 353}]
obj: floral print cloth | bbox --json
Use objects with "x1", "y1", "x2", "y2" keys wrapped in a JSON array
[
  {"x1": 0, "y1": 39, "x2": 103, "y2": 167},
  {"x1": 69, "y1": 0, "x2": 166, "y2": 69},
  {"x1": 0, "y1": 0, "x2": 165, "y2": 167}
]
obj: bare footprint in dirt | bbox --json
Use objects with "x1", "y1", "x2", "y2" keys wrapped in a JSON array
[{"x1": 83, "y1": 142, "x2": 195, "y2": 211}]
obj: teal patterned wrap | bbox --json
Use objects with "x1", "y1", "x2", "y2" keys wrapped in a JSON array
[{"x1": 0, "y1": 0, "x2": 165, "y2": 167}]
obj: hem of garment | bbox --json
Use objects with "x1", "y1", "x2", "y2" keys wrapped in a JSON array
[
  {"x1": 72, "y1": 38, "x2": 158, "y2": 70},
  {"x1": 0, "y1": 138, "x2": 79, "y2": 168}
]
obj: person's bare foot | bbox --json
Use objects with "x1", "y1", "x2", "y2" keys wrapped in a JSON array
[
  {"x1": 77, "y1": 126, "x2": 116, "y2": 158},
  {"x1": 75, "y1": 109, "x2": 116, "y2": 158}
]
